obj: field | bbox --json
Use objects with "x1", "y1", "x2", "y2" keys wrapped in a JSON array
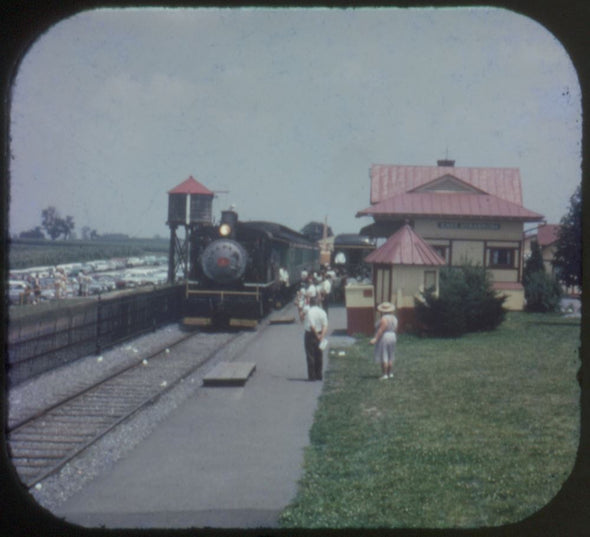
[
  {"x1": 8, "y1": 237, "x2": 169, "y2": 270},
  {"x1": 279, "y1": 312, "x2": 581, "y2": 529}
]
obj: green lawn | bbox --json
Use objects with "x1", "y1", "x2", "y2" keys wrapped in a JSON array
[{"x1": 279, "y1": 312, "x2": 581, "y2": 528}]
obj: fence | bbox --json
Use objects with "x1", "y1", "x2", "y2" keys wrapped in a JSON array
[{"x1": 6, "y1": 285, "x2": 185, "y2": 386}]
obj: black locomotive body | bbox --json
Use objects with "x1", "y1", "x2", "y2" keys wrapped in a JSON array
[{"x1": 184, "y1": 210, "x2": 319, "y2": 327}]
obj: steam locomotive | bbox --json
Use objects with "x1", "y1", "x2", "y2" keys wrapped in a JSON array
[{"x1": 183, "y1": 209, "x2": 320, "y2": 327}]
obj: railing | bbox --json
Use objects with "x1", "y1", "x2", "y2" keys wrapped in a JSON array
[{"x1": 6, "y1": 285, "x2": 184, "y2": 386}]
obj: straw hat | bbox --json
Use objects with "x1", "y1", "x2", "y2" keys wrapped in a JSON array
[{"x1": 377, "y1": 302, "x2": 396, "y2": 313}]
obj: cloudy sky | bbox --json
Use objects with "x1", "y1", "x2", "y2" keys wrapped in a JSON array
[{"x1": 8, "y1": 6, "x2": 582, "y2": 239}]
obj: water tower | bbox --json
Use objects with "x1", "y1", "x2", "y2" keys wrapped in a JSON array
[{"x1": 166, "y1": 176, "x2": 215, "y2": 283}]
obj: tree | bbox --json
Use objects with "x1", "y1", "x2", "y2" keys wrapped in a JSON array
[
  {"x1": 19, "y1": 226, "x2": 45, "y2": 239},
  {"x1": 61, "y1": 215, "x2": 75, "y2": 240},
  {"x1": 523, "y1": 239, "x2": 562, "y2": 312},
  {"x1": 41, "y1": 206, "x2": 75, "y2": 240},
  {"x1": 552, "y1": 184, "x2": 582, "y2": 289},
  {"x1": 523, "y1": 240, "x2": 545, "y2": 286},
  {"x1": 41, "y1": 206, "x2": 61, "y2": 240},
  {"x1": 524, "y1": 271, "x2": 562, "y2": 313}
]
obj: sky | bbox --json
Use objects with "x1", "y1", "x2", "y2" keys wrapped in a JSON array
[{"x1": 8, "y1": 6, "x2": 582, "y2": 239}]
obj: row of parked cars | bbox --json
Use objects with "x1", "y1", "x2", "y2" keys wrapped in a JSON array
[{"x1": 8, "y1": 255, "x2": 174, "y2": 305}]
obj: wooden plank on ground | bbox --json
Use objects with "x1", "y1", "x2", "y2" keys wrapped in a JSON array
[
  {"x1": 270, "y1": 316, "x2": 296, "y2": 324},
  {"x1": 202, "y1": 362, "x2": 256, "y2": 387}
]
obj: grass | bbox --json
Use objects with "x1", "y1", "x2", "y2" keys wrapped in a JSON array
[{"x1": 279, "y1": 312, "x2": 581, "y2": 528}]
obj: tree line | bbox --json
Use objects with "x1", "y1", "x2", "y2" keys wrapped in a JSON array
[{"x1": 18, "y1": 206, "x2": 127, "y2": 241}]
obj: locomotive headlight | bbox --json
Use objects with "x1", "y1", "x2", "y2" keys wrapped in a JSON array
[{"x1": 219, "y1": 223, "x2": 232, "y2": 237}]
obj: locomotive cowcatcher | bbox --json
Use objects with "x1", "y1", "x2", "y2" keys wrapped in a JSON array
[{"x1": 184, "y1": 209, "x2": 319, "y2": 328}]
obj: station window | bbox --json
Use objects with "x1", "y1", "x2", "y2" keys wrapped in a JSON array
[
  {"x1": 489, "y1": 248, "x2": 515, "y2": 268},
  {"x1": 432, "y1": 246, "x2": 448, "y2": 263}
]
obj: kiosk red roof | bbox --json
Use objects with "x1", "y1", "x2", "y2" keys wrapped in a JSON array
[
  {"x1": 168, "y1": 176, "x2": 214, "y2": 195},
  {"x1": 365, "y1": 225, "x2": 446, "y2": 266}
]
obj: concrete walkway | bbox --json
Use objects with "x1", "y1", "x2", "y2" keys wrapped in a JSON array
[{"x1": 56, "y1": 305, "x2": 351, "y2": 529}]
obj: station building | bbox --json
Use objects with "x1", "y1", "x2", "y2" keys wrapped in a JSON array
[{"x1": 356, "y1": 159, "x2": 544, "y2": 312}]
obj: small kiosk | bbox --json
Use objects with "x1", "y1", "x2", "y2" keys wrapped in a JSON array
[
  {"x1": 344, "y1": 283, "x2": 375, "y2": 336},
  {"x1": 365, "y1": 224, "x2": 446, "y2": 333}
]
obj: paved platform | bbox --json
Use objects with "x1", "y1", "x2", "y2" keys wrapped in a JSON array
[{"x1": 55, "y1": 304, "x2": 352, "y2": 529}]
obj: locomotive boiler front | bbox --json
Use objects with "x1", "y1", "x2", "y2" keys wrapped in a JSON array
[{"x1": 200, "y1": 238, "x2": 248, "y2": 284}]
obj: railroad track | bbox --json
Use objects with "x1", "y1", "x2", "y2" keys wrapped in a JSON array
[{"x1": 7, "y1": 330, "x2": 243, "y2": 489}]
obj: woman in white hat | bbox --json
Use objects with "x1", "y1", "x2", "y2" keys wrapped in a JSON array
[{"x1": 370, "y1": 302, "x2": 398, "y2": 380}]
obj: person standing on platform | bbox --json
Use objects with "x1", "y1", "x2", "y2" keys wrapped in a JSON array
[
  {"x1": 297, "y1": 292, "x2": 328, "y2": 381},
  {"x1": 319, "y1": 273, "x2": 332, "y2": 317},
  {"x1": 370, "y1": 302, "x2": 398, "y2": 380}
]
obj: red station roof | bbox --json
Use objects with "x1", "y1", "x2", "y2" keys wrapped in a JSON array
[
  {"x1": 358, "y1": 163, "x2": 543, "y2": 222},
  {"x1": 365, "y1": 224, "x2": 446, "y2": 266},
  {"x1": 536, "y1": 224, "x2": 560, "y2": 246},
  {"x1": 369, "y1": 164, "x2": 524, "y2": 204},
  {"x1": 357, "y1": 191, "x2": 544, "y2": 221},
  {"x1": 168, "y1": 176, "x2": 214, "y2": 196}
]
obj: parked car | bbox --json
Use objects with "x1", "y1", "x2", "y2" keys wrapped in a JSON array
[
  {"x1": 88, "y1": 281, "x2": 104, "y2": 295},
  {"x1": 8, "y1": 280, "x2": 28, "y2": 304},
  {"x1": 95, "y1": 275, "x2": 117, "y2": 292}
]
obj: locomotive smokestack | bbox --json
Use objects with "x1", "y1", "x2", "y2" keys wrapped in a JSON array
[
  {"x1": 219, "y1": 208, "x2": 238, "y2": 239},
  {"x1": 221, "y1": 209, "x2": 238, "y2": 227}
]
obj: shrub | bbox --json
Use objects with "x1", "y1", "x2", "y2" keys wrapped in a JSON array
[
  {"x1": 523, "y1": 240, "x2": 545, "y2": 286},
  {"x1": 524, "y1": 271, "x2": 562, "y2": 312},
  {"x1": 415, "y1": 264, "x2": 507, "y2": 337}
]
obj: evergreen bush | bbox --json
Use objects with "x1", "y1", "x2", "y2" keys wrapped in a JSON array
[
  {"x1": 415, "y1": 264, "x2": 507, "y2": 337},
  {"x1": 524, "y1": 271, "x2": 562, "y2": 312},
  {"x1": 522, "y1": 239, "x2": 563, "y2": 312}
]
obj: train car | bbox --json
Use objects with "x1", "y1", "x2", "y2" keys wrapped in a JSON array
[
  {"x1": 331, "y1": 233, "x2": 376, "y2": 279},
  {"x1": 184, "y1": 209, "x2": 320, "y2": 328}
]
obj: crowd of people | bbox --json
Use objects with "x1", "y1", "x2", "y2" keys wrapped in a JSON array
[
  {"x1": 10, "y1": 269, "x2": 100, "y2": 305},
  {"x1": 294, "y1": 265, "x2": 398, "y2": 382},
  {"x1": 294, "y1": 267, "x2": 333, "y2": 381}
]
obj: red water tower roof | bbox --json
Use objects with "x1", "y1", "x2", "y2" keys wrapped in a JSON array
[{"x1": 168, "y1": 176, "x2": 214, "y2": 195}]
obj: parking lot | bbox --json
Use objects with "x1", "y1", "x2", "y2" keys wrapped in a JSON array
[{"x1": 8, "y1": 255, "x2": 172, "y2": 305}]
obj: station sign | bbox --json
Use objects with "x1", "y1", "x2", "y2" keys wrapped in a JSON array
[{"x1": 438, "y1": 222, "x2": 500, "y2": 230}]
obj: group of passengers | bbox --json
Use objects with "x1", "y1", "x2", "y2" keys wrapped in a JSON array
[
  {"x1": 294, "y1": 266, "x2": 334, "y2": 382},
  {"x1": 295, "y1": 266, "x2": 334, "y2": 316}
]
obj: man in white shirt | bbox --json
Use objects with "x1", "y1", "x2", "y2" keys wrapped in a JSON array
[{"x1": 297, "y1": 294, "x2": 328, "y2": 381}]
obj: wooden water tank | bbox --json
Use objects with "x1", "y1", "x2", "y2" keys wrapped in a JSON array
[{"x1": 167, "y1": 176, "x2": 214, "y2": 226}]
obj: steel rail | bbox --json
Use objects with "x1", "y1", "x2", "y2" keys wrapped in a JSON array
[
  {"x1": 7, "y1": 331, "x2": 242, "y2": 489},
  {"x1": 8, "y1": 302, "x2": 287, "y2": 490},
  {"x1": 16, "y1": 332, "x2": 243, "y2": 489},
  {"x1": 7, "y1": 332, "x2": 195, "y2": 432}
]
